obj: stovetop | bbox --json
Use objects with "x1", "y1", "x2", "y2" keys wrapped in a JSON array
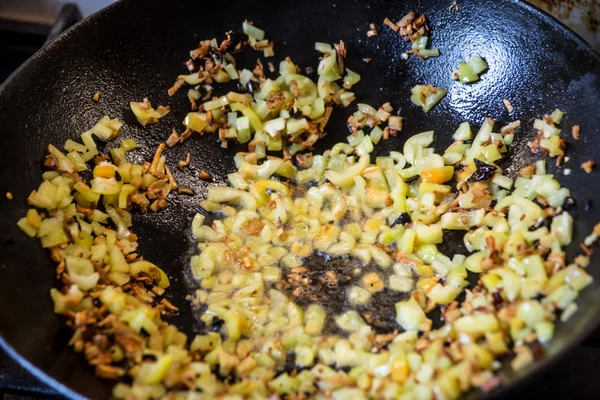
[{"x1": 1, "y1": 1, "x2": 600, "y2": 399}]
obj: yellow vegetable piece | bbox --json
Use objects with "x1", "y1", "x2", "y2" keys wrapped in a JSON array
[
  {"x1": 130, "y1": 100, "x2": 170, "y2": 126},
  {"x1": 183, "y1": 112, "x2": 208, "y2": 133},
  {"x1": 93, "y1": 165, "x2": 116, "y2": 179},
  {"x1": 134, "y1": 354, "x2": 173, "y2": 384},
  {"x1": 420, "y1": 166, "x2": 454, "y2": 184},
  {"x1": 230, "y1": 103, "x2": 263, "y2": 132}
]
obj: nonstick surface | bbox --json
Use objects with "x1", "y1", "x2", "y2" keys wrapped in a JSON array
[{"x1": 1, "y1": 0, "x2": 600, "y2": 398}]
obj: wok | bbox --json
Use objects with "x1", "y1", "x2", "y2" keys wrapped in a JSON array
[{"x1": 1, "y1": 0, "x2": 600, "y2": 398}]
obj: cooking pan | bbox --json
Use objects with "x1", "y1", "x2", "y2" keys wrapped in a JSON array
[{"x1": 1, "y1": 0, "x2": 600, "y2": 398}]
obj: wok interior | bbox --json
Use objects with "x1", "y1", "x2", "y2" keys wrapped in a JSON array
[{"x1": 0, "y1": 0, "x2": 599, "y2": 398}]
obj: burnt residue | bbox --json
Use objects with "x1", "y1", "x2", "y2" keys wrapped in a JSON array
[
  {"x1": 275, "y1": 252, "x2": 413, "y2": 334},
  {"x1": 208, "y1": 48, "x2": 224, "y2": 64},
  {"x1": 141, "y1": 353, "x2": 158, "y2": 362},
  {"x1": 392, "y1": 212, "x2": 412, "y2": 226},
  {"x1": 304, "y1": 66, "x2": 316, "y2": 81},
  {"x1": 290, "y1": 107, "x2": 304, "y2": 119},
  {"x1": 438, "y1": 230, "x2": 469, "y2": 257},
  {"x1": 563, "y1": 197, "x2": 577, "y2": 211},
  {"x1": 492, "y1": 291, "x2": 504, "y2": 309},
  {"x1": 275, "y1": 251, "x2": 452, "y2": 334},
  {"x1": 353, "y1": 289, "x2": 410, "y2": 333},
  {"x1": 194, "y1": 84, "x2": 211, "y2": 99},
  {"x1": 282, "y1": 353, "x2": 298, "y2": 373},
  {"x1": 210, "y1": 317, "x2": 225, "y2": 333},
  {"x1": 226, "y1": 28, "x2": 246, "y2": 48},
  {"x1": 277, "y1": 253, "x2": 362, "y2": 308},
  {"x1": 468, "y1": 159, "x2": 497, "y2": 183},
  {"x1": 245, "y1": 79, "x2": 258, "y2": 94},
  {"x1": 236, "y1": 79, "x2": 258, "y2": 94},
  {"x1": 529, "y1": 217, "x2": 551, "y2": 231}
]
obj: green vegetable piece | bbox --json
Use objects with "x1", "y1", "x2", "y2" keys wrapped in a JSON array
[
  {"x1": 456, "y1": 56, "x2": 488, "y2": 83},
  {"x1": 457, "y1": 62, "x2": 478, "y2": 83},
  {"x1": 468, "y1": 56, "x2": 488, "y2": 75},
  {"x1": 410, "y1": 85, "x2": 447, "y2": 112}
]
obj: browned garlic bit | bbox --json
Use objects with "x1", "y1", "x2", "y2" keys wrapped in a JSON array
[
  {"x1": 582, "y1": 160, "x2": 596, "y2": 174},
  {"x1": 367, "y1": 23, "x2": 379, "y2": 37},
  {"x1": 384, "y1": 12, "x2": 440, "y2": 59},
  {"x1": 503, "y1": 98, "x2": 514, "y2": 113}
]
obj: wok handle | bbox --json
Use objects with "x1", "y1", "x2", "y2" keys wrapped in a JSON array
[{"x1": 44, "y1": 4, "x2": 82, "y2": 45}]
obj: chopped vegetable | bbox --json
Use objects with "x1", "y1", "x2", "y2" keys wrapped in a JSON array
[
  {"x1": 243, "y1": 20, "x2": 265, "y2": 40},
  {"x1": 167, "y1": 27, "x2": 360, "y2": 152},
  {"x1": 178, "y1": 112, "x2": 595, "y2": 398},
  {"x1": 130, "y1": 99, "x2": 170, "y2": 126},
  {"x1": 16, "y1": 19, "x2": 599, "y2": 400},
  {"x1": 530, "y1": 109, "x2": 566, "y2": 158},
  {"x1": 454, "y1": 56, "x2": 489, "y2": 83},
  {"x1": 411, "y1": 84, "x2": 447, "y2": 111}
]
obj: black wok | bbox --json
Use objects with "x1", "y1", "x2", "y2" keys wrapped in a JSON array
[{"x1": 1, "y1": 0, "x2": 600, "y2": 398}]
